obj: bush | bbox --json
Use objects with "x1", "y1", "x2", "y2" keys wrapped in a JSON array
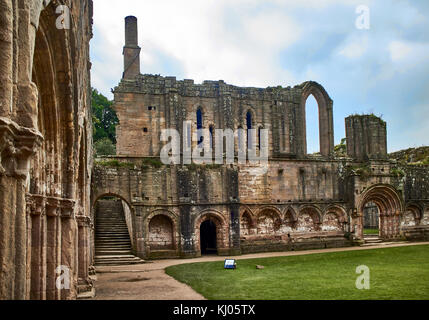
[{"x1": 94, "y1": 138, "x2": 116, "y2": 156}]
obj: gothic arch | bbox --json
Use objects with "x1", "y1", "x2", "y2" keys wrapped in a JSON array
[
  {"x1": 300, "y1": 81, "x2": 334, "y2": 157},
  {"x1": 283, "y1": 206, "x2": 298, "y2": 222},
  {"x1": 256, "y1": 207, "x2": 283, "y2": 234},
  {"x1": 322, "y1": 205, "x2": 347, "y2": 231},
  {"x1": 297, "y1": 205, "x2": 322, "y2": 232}
]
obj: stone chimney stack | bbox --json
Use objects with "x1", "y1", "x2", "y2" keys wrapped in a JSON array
[{"x1": 123, "y1": 16, "x2": 141, "y2": 79}]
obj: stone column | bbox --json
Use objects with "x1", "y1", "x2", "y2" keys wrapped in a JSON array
[
  {"x1": 0, "y1": 117, "x2": 42, "y2": 300},
  {"x1": 76, "y1": 214, "x2": 93, "y2": 294},
  {"x1": 60, "y1": 201, "x2": 77, "y2": 300},
  {"x1": 229, "y1": 202, "x2": 241, "y2": 255},
  {"x1": 29, "y1": 199, "x2": 47, "y2": 300},
  {"x1": 0, "y1": 0, "x2": 13, "y2": 118},
  {"x1": 46, "y1": 201, "x2": 60, "y2": 300}
]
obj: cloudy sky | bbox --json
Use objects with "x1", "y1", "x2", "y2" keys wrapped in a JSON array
[{"x1": 90, "y1": 0, "x2": 429, "y2": 153}]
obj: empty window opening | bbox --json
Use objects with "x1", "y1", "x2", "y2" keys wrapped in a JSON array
[{"x1": 305, "y1": 94, "x2": 320, "y2": 154}]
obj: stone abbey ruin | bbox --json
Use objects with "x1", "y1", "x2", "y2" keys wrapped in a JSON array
[{"x1": 0, "y1": 2, "x2": 428, "y2": 300}]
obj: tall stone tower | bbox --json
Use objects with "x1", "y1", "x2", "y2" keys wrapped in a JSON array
[
  {"x1": 345, "y1": 115, "x2": 388, "y2": 160},
  {"x1": 123, "y1": 16, "x2": 141, "y2": 79}
]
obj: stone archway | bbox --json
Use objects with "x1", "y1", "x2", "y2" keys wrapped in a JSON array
[
  {"x1": 195, "y1": 211, "x2": 228, "y2": 256},
  {"x1": 357, "y1": 185, "x2": 403, "y2": 240},
  {"x1": 300, "y1": 81, "x2": 334, "y2": 157},
  {"x1": 148, "y1": 215, "x2": 175, "y2": 251},
  {"x1": 297, "y1": 206, "x2": 322, "y2": 232}
]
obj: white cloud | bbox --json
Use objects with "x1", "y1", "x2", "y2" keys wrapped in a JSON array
[
  {"x1": 389, "y1": 41, "x2": 412, "y2": 62},
  {"x1": 338, "y1": 35, "x2": 369, "y2": 59}
]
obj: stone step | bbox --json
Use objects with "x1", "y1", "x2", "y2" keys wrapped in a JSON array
[
  {"x1": 95, "y1": 245, "x2": 132, "y2": 249},
  {"x1": 95, "y1": 240, "x2": 131, "y2": 243},
  {"x1": 96, "y1": 236, "x2": 130, "y2": 239},
  {"x1": 95, "y1": 246, "x2": 131, "y2": 252},
  {"x1": 95, "y1": 250, "x2": 132, "y2": 255}
]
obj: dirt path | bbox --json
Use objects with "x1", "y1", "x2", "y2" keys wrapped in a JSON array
[{"x1": 90, "y1": 241, "x2": 429, "y2": 300}]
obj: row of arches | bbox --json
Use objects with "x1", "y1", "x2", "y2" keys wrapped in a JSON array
[{"x1": 240, "y1": 206, "x2": 347, "y2": 236}]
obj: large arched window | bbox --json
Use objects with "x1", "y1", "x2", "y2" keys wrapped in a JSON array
[
  {"x1": 301, "y1": 81, "x2": 334, "y2": 157},
  {"x1": 305, "y1": 94, "x2": 319, "y2": 154}
]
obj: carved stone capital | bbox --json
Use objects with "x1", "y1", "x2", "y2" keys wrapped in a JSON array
[
  {"x1": 0, "y1": 117, "x2": 43, "y2": 178},
  {"x1": 76, "y1": 215, "x2": 92, "y2": 227},
  {"x1": 26, "y1": 194, "x2": 76, "y2": 218}
]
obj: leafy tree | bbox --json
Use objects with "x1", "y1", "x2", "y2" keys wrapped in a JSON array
[
  {"x1": 94, "y1": 137, "x2": 116, "y2": 156},
  {"x1": 91, "y1": 88, "x2": 118, "y2": 144}
]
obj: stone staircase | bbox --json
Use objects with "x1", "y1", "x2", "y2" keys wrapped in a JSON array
[
  {"x1": 95, "y1": 200, "x2": 144, "y2": 266},
  {"x1": 361, "y1": 234, "x2": 383, "y2": 247}
]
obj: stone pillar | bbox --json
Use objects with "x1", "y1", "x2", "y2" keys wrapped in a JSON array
[
  {"x1": 0, "y1": 0, "x2": 13, "y2": 118},
  {"x1": 29, "y1": 196, "x2": 47, "y2": 300},
  {"x1": 76, "y1": 214, "x2": 93, "y2": 294},
  {"x1": 60, "y1": 202, "x2": 77, "y2": 300},
  {"x1": 0, "y1": 117, "x2": 42, "y2": 300},
  {"x1": 179, "y1": 202, "x2": 195, "y2": 257},
  {"x1": 229, "y1": 202, "x2": 241, "y2": 255},
  {"x1": 46, "y1": 202, "x2": 61, "y2": 300}
]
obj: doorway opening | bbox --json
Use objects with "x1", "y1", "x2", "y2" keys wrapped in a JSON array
[
  {"x1": 363, "y1": 202, "x2": 379, "y2": 236},
  {"x1": 200, "y1": 220, "x2": 217, "y2": 255}
]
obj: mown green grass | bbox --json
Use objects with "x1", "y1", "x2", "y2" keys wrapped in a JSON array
[
  {"x1": 165, "y1": 245, "x2": 429, "y2": 300},
  {"x1": 364, "y1": 228, "x2": 380, "y2": 235}
]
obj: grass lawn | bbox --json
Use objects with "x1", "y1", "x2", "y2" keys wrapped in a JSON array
[
  {"x1": 165, "y1": 245, "x2": 429, "y2": 300},
  {"x1": 364, "y1": 228, "x2": 380, "y2": 235}
]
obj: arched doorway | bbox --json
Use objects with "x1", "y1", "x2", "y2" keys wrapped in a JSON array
[
  {"x1": 200, "y1": 220, "x2": 217, "y2": 255},
  {"x1": 358, "y1": 185, "x2": 403, "y2": 240}
]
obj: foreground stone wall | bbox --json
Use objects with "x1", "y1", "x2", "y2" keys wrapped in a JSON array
[{"x1": 0, "y1": 0, "x2": 93, "y2": 300}]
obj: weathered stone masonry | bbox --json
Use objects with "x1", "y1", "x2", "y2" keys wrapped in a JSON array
[{"x1": 0, "y1": 0, "x2": 93, "y2": 300}]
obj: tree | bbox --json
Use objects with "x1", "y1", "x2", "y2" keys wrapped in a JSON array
[
  {"x1": 91, "y1": 88, "x2": 118, "y2": 144},
  {"x1": 94, "y1": 137, "x2": 116, "y2": 156}
]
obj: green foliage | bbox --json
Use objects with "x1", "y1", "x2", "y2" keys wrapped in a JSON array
[
  {"x1": 347, "y1": 164, "x2": 371, "y2": 180},
  {"x1": 166, "y1": 245, "x2": 429, "y2": 300},
  {"x1": 95, "y1": 159, "x2": 134, "y2": 169},
  {"x1": 94, "y1": 137, "x2": 116, "y2": 156},
  {"x1": 390, "y1": 167, "x2": 405, "y2": 178},
  {"x1": 92, "y1": 88, "x2": 118, "y2": 146},
  {"x1": 334, "y1": 138, "x2": 347, "y2": 157},
  {"x1": 142, "y1": 158, "x2": 163, "y2": 169}
]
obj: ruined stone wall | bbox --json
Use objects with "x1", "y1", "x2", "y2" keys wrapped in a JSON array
[
  {"x1": 92, "y1": 159, "x2": 353, "y2": 259},
  {"x1": 113, "y1": 76, "x2": 334, "y2": 159},
  {"x1": 0, "y1": 0, "x2": 93, "y2": 300},
  {"x1": 346, "y1": 115, "x2": 387, "y2": 161},
  {"x1": 91, "y1": 16, "x2": 429, "y2": 261}
]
